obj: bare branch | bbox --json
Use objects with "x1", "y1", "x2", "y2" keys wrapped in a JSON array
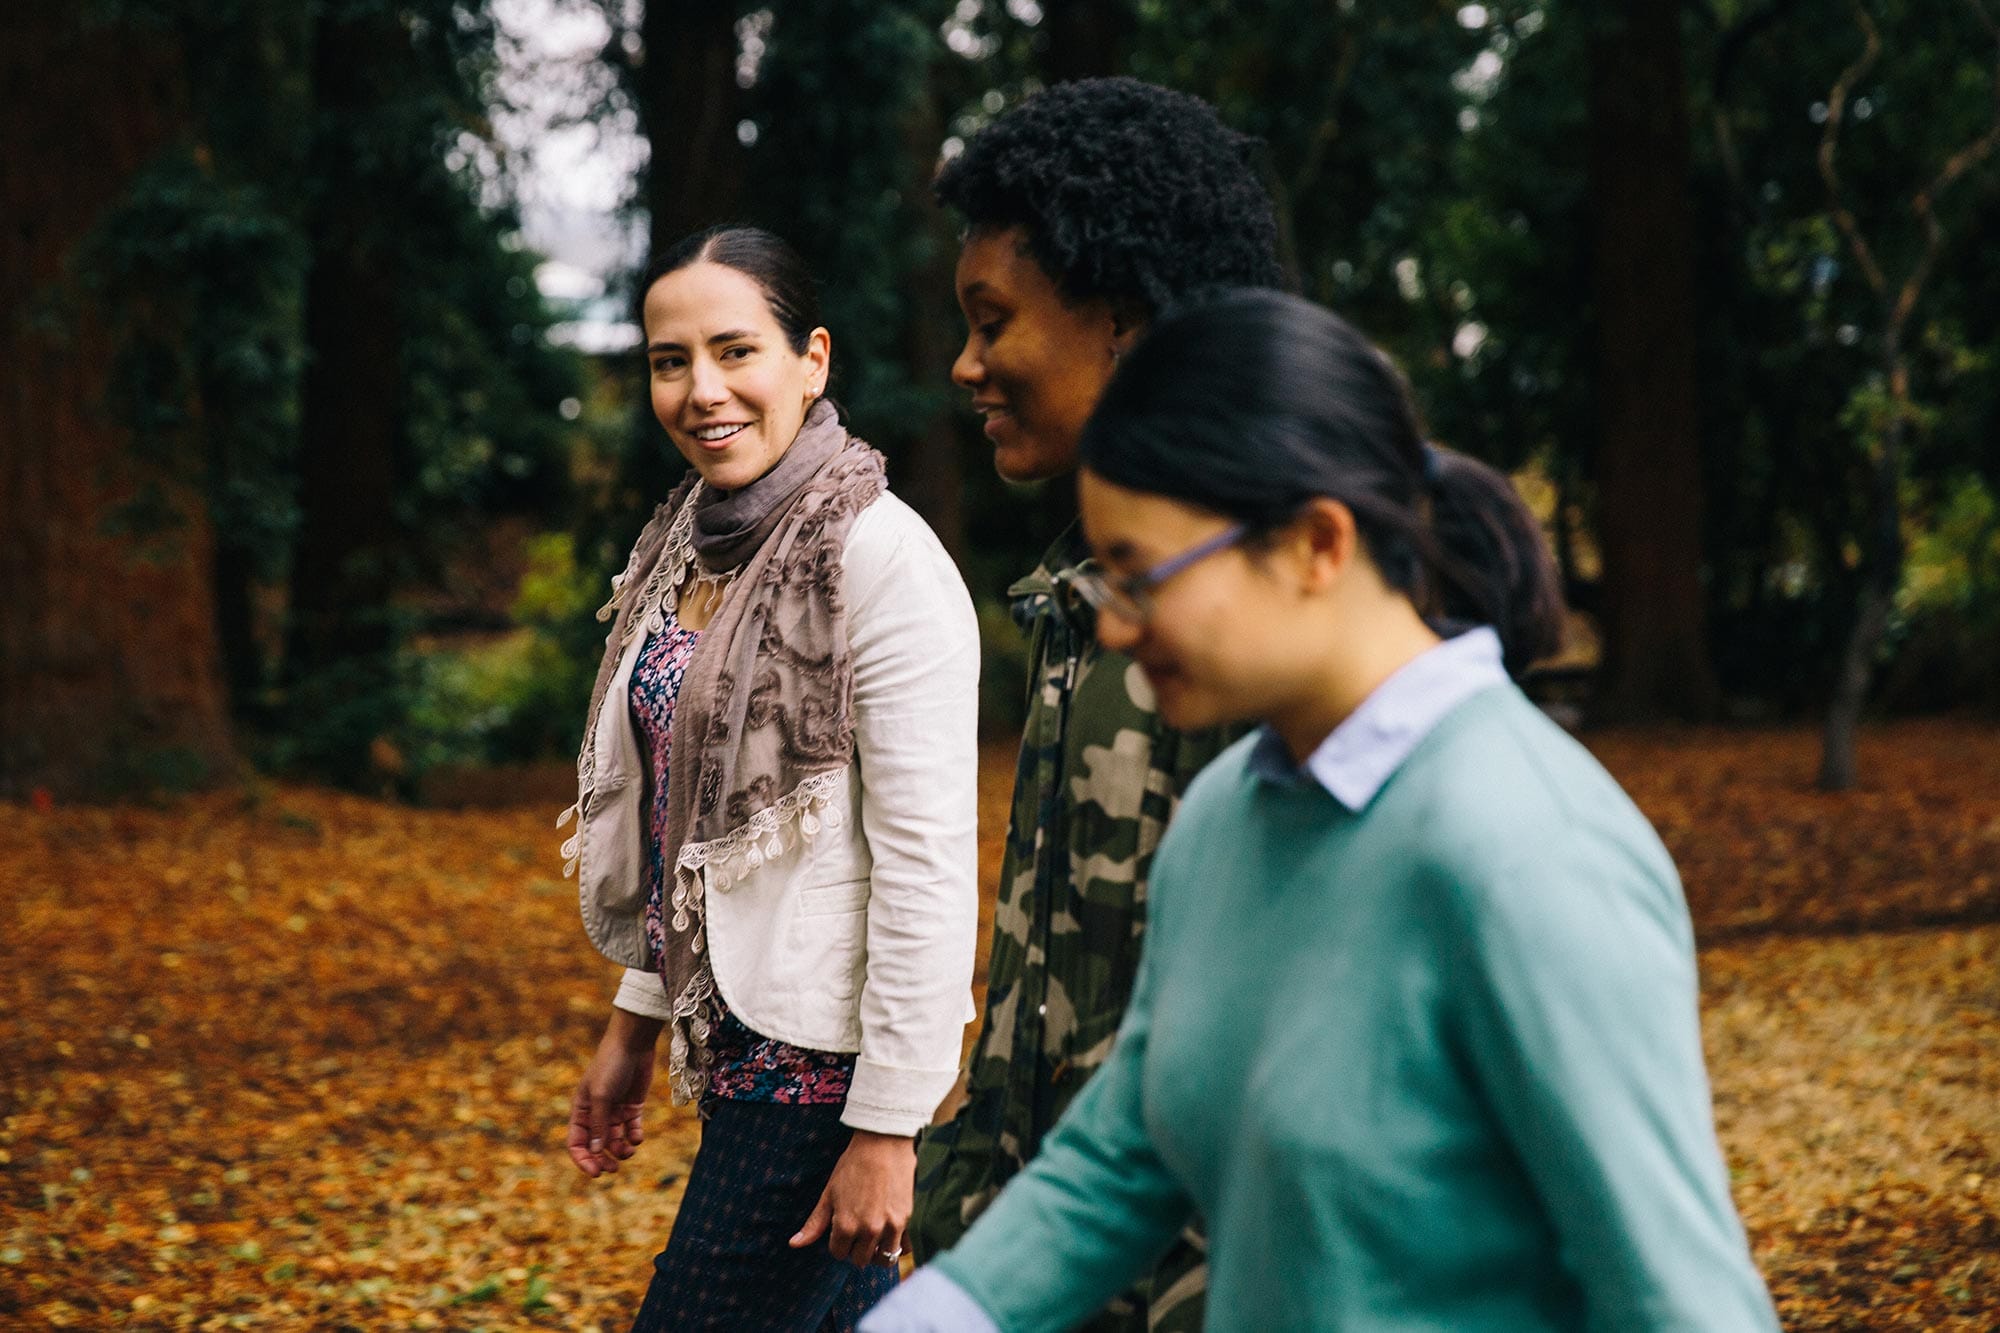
[
  {"x1": 1892, "y1": 0, "x2": 2000, "y2": 330},
  {"x1": 1704, "y1": 0, "x2": 1813, "y2": 214},
  {"x1": 1817, "y1": 1, "x2": 1887, "y2": 298}
]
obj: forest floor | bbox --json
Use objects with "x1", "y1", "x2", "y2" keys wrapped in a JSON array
[{"x1": 3, "y1": 719, "x2": 1998, "y2": 1330}]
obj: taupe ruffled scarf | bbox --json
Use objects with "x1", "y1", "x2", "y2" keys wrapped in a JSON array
[{"x1": 655, "y1": 400, "x2": 886, "y2": 1103}]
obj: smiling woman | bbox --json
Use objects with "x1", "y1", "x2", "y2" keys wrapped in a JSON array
[
  {"x1": 561, "y1": 226, "x2": 981, "y2": 1331},
  {"x1": 641, "y1": 239, "x2": 829, "y2": 494},
  {"x1": 949, "y1": 227, "x2": 1128, "y2": 483}
]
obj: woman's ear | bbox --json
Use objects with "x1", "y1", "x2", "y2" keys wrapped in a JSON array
[
  {"x1": 1109, "y1": 303, "x2": 1148, "y2": 354},
  {"x1": 1290, "y1": 497, "x2": 1360, "y2": 595},
  {"x1": 805, "y1": 326, "x2": 832, "y2": 398}
]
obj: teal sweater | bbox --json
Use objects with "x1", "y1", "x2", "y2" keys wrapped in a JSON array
[{"x1": 933, "y1": 685, "x2": 1777, "y2": 1331}]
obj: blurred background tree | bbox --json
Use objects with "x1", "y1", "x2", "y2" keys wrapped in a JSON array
[
  {"x1": 4, "y1": 0, "x2": 1996, "y2": 800},
  {"x1": 3, "y1": 1, "x2": 578, "y2": 796}
]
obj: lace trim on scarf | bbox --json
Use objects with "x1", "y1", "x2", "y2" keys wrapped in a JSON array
[
  {"x1": 612, "y1": 490, "x2": 736, "y2": 647},
  {"x1": 660, "y1": 923, "x2": 719, "y2": 1105},
  {"x1": 656, "y1": 767, "x2": 848, "y2": 1104},
  {"x1": 673, "y1": 769, "x2": 847, "y2": 891},
  {"x1": 559, "y1": 488, "x2": 731, "y2": 860}
]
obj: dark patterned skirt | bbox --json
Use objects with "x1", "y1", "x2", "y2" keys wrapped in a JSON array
[{"x1": 629, "y1": 1098, "x2": 898, "y2": 1332}]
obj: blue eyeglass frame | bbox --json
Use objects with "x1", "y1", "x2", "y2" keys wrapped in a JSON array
[{"x1": 1070, "y1": 522, "x2": 1249, "y2": 622}]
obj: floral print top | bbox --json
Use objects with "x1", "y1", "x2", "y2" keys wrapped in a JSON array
[{"x1": 631, "y1": 607, "x2": 855, "y2": 1107}]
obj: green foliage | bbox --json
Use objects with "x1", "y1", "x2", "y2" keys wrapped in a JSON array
[
  {"x1": 1282, "y1": 0, "x2": 2000, "y2": 711},
  {"x1": 1689, "y1": 0, "x2": 2000, "y2": 705},
  {"x1": 1880, "y1": 475, "x2": 2000, "y2": 713},
  {"x1": 735, "y1": 2, "x2": 962, "y2": 455},
  {"x1": 82, "y1": 146, "x2": 306, "y2": 570},
  {"x1": 264, "y1": 650, "x2": 414, "y2": 786},
  {"x1": 398, "y1": 634, "x2": 568, "y2": 775},
  {"x1": 72, "y1": 0, "x2": 587, "y2": 780},
  {"x1": 392, "y1": 535, "x2": 602, "y2": 778},
  {"x1": 72, "y1": 0, "x2": 2000, "y2": 777},
  {"x1": 397, "y1": 215, "x2": 576, "y2": 524}
]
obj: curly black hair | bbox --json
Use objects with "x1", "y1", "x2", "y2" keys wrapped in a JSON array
[{"x1": 936, "y1": 77, "x2": 1286, "y2": 319}]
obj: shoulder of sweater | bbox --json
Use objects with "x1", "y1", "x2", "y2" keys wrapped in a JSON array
[
  {"x1": 1388, "y1": 690, "x2": 1683, "y2": 924},
  {"x1": 1171, "y1": 727, "x2": 1266, "y2": 814},
  {"x1": 1145, "y1": 731, "x2": 1275, "y2": 899},
  {"x1": 1411, "y1": 691, "x2": 1626, "y2": 816}
]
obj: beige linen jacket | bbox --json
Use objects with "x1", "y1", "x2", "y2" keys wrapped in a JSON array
[{"x1": 571, "y1": 489, "x2": 980, "y2": 1136}]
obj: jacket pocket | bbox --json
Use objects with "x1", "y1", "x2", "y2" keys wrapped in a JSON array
[
  {"x1": 789, "y1": 879, "x2": 870, "y2": 1027},
  {"x1": 797, "y1": 877, "x2": 870, "y2": 918}
]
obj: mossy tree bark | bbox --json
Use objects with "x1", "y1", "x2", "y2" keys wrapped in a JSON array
[{"x1": 0, "y1": 13, "x2": 236, "y2": 798}]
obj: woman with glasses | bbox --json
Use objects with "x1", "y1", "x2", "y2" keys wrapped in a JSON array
[{"x1": 867, "y1": 290, "x2": 1778, "y2": 1330}]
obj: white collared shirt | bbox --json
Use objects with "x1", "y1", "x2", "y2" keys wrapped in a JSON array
[{"x1": 1245, "y1": 625, "x2": 1509, "y2": 810}]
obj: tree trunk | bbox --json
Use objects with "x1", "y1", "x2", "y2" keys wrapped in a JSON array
[
  {"x1": 213, "y1": 540, "x2": 263, "y2": 715},
  {"x1": 898, "y1": 65, "x2": 967, "y2": 563},
  {"x1": 1583, "y1": 1, "x2": 1720, "y2": 721},
  {"x1": 199, "y1": 0, "x2": 313, "y2": 721},
  {"x1": 1818, "y1": 343, "x2": 1906, "y2": 791},
  {"x1": 1817, "y1": 580, "x2": 1890, "y2": 791},
  {"x1": 0, "y1": 14, "x2": 236, "y2": 797},
  {"x1": 638, "y1": 0, "x2": 749, "y2": 261},
  {"x1": 287, "y1": 244, "x2": 400, "y2": 677},
  {"x1": 283, "y1": 4, "x2": 409, "y2": 782}
]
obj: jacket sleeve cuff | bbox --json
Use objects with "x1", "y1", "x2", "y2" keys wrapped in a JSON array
[
  {"x1": 841, "y1": 1056, "x2": 958, "y2": 1136},
  {"x1": 613, "y1": 967, "x2": 675, "y2": 1022}
]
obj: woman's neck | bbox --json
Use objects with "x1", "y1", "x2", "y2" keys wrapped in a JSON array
[{"x1": 1269, "y1": 597, "x2": 1443, "y2": 764}]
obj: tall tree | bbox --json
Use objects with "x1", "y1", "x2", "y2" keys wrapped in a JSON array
[
  {"x1": 0, "y1": 12, "x2": 236, "y2": 796},
  {"x1": 282, "y1": 1, "x2": 423, "y2": 783},
  {"x1": 634, "y1": 0, "x2": 750, "y2": 260},
  {"x1": 1583, "y1": 0, "x2": 1720, "y2": 720},
  {"x1": 180, "y1": 2, "x2": 313, "y2": 717},
  {"x1": 284, "y1": 0, "x2": 578, "y2": 783},
  {"x1": 1813, "y1": 0, "x2": 2000, "y2": 788}
]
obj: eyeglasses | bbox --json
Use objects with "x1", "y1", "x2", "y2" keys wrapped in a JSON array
[{"x1": 1068, "y1": 523, "x2": 1248, "y2": 624}]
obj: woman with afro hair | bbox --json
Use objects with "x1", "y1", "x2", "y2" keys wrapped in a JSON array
[{"x1": 905, "y1": 77, "x2": 1286, "y2": 1333}]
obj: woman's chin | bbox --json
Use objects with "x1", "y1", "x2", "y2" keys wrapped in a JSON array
[
  {"x1": 991, "y1": 430, "x2": 1078, "y2": 484},
  {"x1": 688, "y1": 449, "x2": 773, "y2": 492},
  {"x1": 1146, "y1": 674, "x2": 1206, "y2": 730},
  {"x1": 1151, "y1": 674, "x2": 1256, "y2": 736}
]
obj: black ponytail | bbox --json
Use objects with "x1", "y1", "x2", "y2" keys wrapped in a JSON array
[
  {"x1": 1426, "y1": 447, "x2": 1568, "y2": 675},
  {"x1": 1078, "y1": 289, "x2": 1565, "y2": 676}
]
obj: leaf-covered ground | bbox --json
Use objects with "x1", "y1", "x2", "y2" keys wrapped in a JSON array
[{"x1": 3, "y1": 720, "x2": 1997, "y2": 1329}]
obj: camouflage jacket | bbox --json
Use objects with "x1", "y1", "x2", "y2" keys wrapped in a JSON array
[{"x1": 911, "y1": 525, "x2": 1240, "y2": 1332}]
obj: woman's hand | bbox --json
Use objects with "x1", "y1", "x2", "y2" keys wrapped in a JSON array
[
  {"x1": 789, "y1": 1129, "x2": 916, "y2": 1267},
  {"x1": 566, "y1": 1008, "x2": 664, "y2": 1178}
]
